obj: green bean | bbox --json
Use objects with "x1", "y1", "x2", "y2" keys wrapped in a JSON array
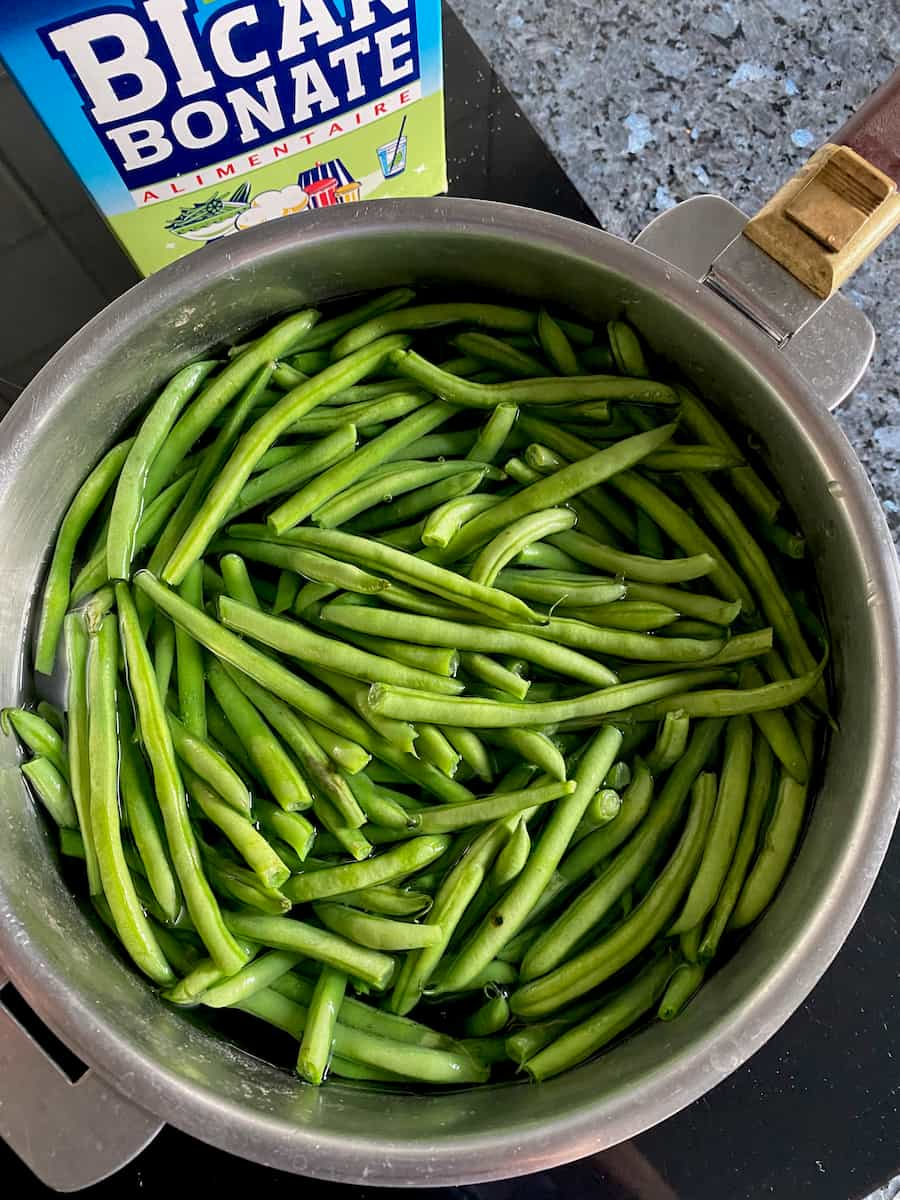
[
  {"x1": 453, "y1": 332, "x2": 546, "y2": 378},
  {"x1": 307, "y1": 665, "x2": 417, "y2": 754},
  {"x1": 224, "y1": 912, "x2": 395, "y2": 990},
  {"x1": 759, "y1": 523, "x2": 806, "y2": 559},
  {"x1": 172, "y1": 563, "x2": 206, "y2": 738},
  {"x1": 33, "y1": 438, "x2": 134, "y2": 673},
  {"x1": 321, "y1": 604, "x2": 617, "y2": 688},
  {"x1": 163, "y1": 940, "x2": 256, "y2": 1005},
  {"x1": 162, "y1": 334, "x2": 411, "y2": 586},
  {"x1": 233, "y1": 425, "x2": 358, "y2": 516},
  {"x1": 462, "y1": 403, "x2": 520, "y2": 465},
  {"x1": 255, "y1": 795, "x2": 316, "y2": 862},
  {"x1": 106, "y1": 362, "x2": 216, "y2": 581},
  {"x1": 468, "y1": 509, "x2": 576, "y2": 587},
  {"x1": 34, "y1": 702, "x2": 64, "y2": 737},
  {"x1": 289, "y1": 349, "x2": 332, "y2": 374},
  {"x1": 307, "y1": 616, "x2": 459, "y2": 678},
  {"x1": 288, "y1": 391, "x2": 430, "y2": 435},
  {"x1": 369, "y1": 669, "x2": 731, "y2": 729},
  {"x1": 151, "y1": 614, "x2": 175, "y2": 699},
  {"x1": 332, "y1": 885, "x2": 431, "y2": 918},
  {"x1": 489, "y1": 815, "x2": 531, "y2": 886},
  {"x1": 442, "y1": 726, "x2": 494, "y2": 782},
  {"x1": 292, "y1": 288, "x2": 415, "y2": 352},
  {"x1": 185, "y1": 769, "x2": 288, "y2": 888},
  {"x1": 642, "y1": 446, "x2": 744, "y2": 472},
  {"x1": 438, "y1": 726, "x2": 622, "y2": 991},
  {"x1": 285, "y1": 835, "x2": 450, "y2": 903},
  {"x1": 618, "y1": 659, "x2": 824, "y2": 721},
  {"x1": 118, "y1": 696, "x2": 180, "y2": 921},
  {"x1": 459, "y1": 652, "x2": 529, "y2": 700},
  {"x1": 145, "y1": 311, "x2": 318, "y2": 503},
  {"x1": 71, "y1": 472, "x2": 195, "y2": 603},
  {"x1": 21, "y1": 757, "x2": 77, "y2": 828},
  {"x1": 522, "y1": 722, "x2": 722, "y2": 980},
  {"x1": 636, "y1": 505, "x2": 666, "y2": 558},
  {"x1": 646, "y1": 710, "x2": 690, "y2": 774},
  {"x1": 441, "y1": 425, "x2": 674, "y2": 564},
  {"x1": 267, "y1": 400, "x2": 455, "y2": 532},
  {"x1": 700, "y1": 738, "x2": 774, "y2": 960},
  {"x1": 625, "y1": 632, "x2": 773, "y2": 680},
  {"x1": 579, "y1": 345, "x2": 614, "y2": 371},
  {"x1": 421, "y1": 493, "x2": 502, "y2": 549},
  {"x1": 218, "y1": 595, "x2": 463, "y2": 696},
  {"x1": 680, "y1": 472, "x2": 819, "y2": 686},
  {"x1": 87, "y1": 615, "x2": 174, "y2": 985},
  {"x1": 315, "y1": 903, "x2": 442, "y2": 950},
  {"x1": 297, "y1": 965, "x2": 346, "y2": 1084},
  {"x1": 355, "y1": 468, "x2": 488, "y2": 534},
  {"x1": 511, "y1": 766, "x2": 717, "y2": 1019},
  {"x1": 607, "y1": 320, "x2": 649, "y2": 378},
  {"x1": 254, "y1": 527, "x2": 543, "y2": 625},
  {"x1": 145, "y1": 368, "x2": 275, "y2": 589},
  {"x1": 206, "y1": 658, "x2": 312, "y2": 812},
  {"x1": 415, "y1": 724, "x2": 461, "y2": 777},
  {"x1": 525, "y1": 949, "x2": 678, "y2": 1080},
  {"x1": 293, "y1": 580, "x2": 336, "y2": 615},
  {"x1": 464, "y1": 988, "x2": 511, "y2": 1037},
  {"x1": 201, "y1": 950, "x2": 304, "y2": 1009},
  {"x1": 204, "y1": 852, "x2": 289, "y2": 915},
  {"x1": 492, "y1": 570, "x2": 627, "y2": 609},
  {"x1": 116, "y1": 583, "x2": 247, "y2": 974},
  {"x1": 166, "y1": 708, "x2": 253, "y2": 815},
  {"x1": 271, "y1": 570, "x2": 299, "y2": 614},
  {"x1": 537, "y1": 309, "x2": 580, "y2": 376},
  {"x1": 62, "y1": 616, "x2": 102, "y2": 893},
  {"x1": 2, "y1": 708, "x2": 69, "y2": 779},
  {"x1": 658, "y1": 961, "x2": 706, "y2": 1019},
  {"x1": 482, "y1": 730, "x2": 566, "y2": 781},
  {"x1": 390, "y1": 348, "x2": 677, "y2": 409},
  {"x1": 514, "y1": 542, "x2": 582, "y2": 572},
  {"x1": 581, "y1": 787, "x2": 622, "y2": 830},
  {"x1": 219, "y1": 553, "x2": 260, "y2": 608},
  {"x1": 677, "y1": 385, "x2": 780, "y2": 523},
  {"x1": 80, "y1": 586, "x2": 116, "y2": 636},
  {"x1": 346, "y1": 772, "x2": 415, "y2": 829},
  {"x1": 332, "y1": 302, "x2": 536, "y2": 358},
  {"x1": 670, "y1": 717, "x2": 752, "y2": 934},
  {"x1": 413, "y1": 782, "x2": 573, "y2": 834},
  {"x1": 565, "y1": 601, "x2": 680, "y2": 631},
  {"x1": 730, "y1": 713, "x2": 815, "y2": 929},
  {"x1": 315, "y1": 460, "x2": 482, "y2": 530},
  {"x1": 741, "y1": 663, "x2": 809, "y2": 782},
  {"x1": 665, "y1": 619, "x2": 727, "y2": 639},
  {"x1": 214, "y1": 540, "x2": 390, "y2": 599},
  {"x1": 390, "y1": 821, "x2": 510, "y2": 1014}
]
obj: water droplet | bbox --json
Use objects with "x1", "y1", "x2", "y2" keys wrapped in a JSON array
[{"x1": 826, "y1": 480, "x2": 843, "y2": 499}]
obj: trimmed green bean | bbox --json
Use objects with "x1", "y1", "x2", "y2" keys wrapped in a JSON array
[
  {"x1": 700, "y1": 737, "x2": 775, "y2": 960},
  {"x1": 255, "y1": 796, "x2": 316, "y2": 861},
  {"x1": 741, "y1": 663, "x2": 809, "y2": 782},
  {"x1": 153, "y1": 613, "x2": 176, "y2": 699},
  {"x1": 465, "y1": 403, "x2": 520, "y2": 464},
  {"x1": 285, "y1": 835, "x2": 450, "y2": 903},
  {"x1": 206, "y1": 658, "x2": 312, "y2": 812},
  {"x1": 292, "y1": 288, "x2": 415, "y2": 352},
  {"x1": 442, "y1": 726, "x2": 494, "y2": 781},
  {"x1": 288, "y1": 391, "x2": 429, "y2": 435},
  {"x1": 538, "y1": 309, "x2": 580, "y2": 376},
  {"x1": 63, "y1": 616, "x2": 101, "y2": 893},
  {"x1": 33, "y1": 438, "x2": 134, "y2": 673},
  {"x1": 564, "y1": 601, "x2": 679, "y2": 631},
  {"x1": 2, "y1": 708, "x2": 69, "y2": 780},
  {"x1": 464, "y1": 988, "x2": 511, "y2": 1037},
  {"x1": 116, "y1": 583, "x2": 247, "y2": 974},
  {"x1": 489, "y1": 815, "x2": 531, "y2": 886},
  {"x1": 314, "y1": 460, "x2": 483, "y2": 530},
  {"x1": 608, "y1": 320, "x2": 649, "y2": 377},
  {"x1": 167, "y1": 708, "x2": 253, "y2": 815},
  {"x1": 272, "y1": 570, "x2": 300, "y2": 614},
  {"x1": 646, "y1": 710, "x2": 690, "y2": 774},
  {"x1": 88, "y1": 615, "x2": 174, "y2": 985},
  {"x1": 525, "y1": 950, "x2": 678, "y2": 1080},
  {"x1": 413, "y1": 781, "x2": 573, "y2": 834},
  {"x1": 307, "y1": 665, "x2": 418, "y2": 754},
  {"x1": 268, "y1": 400, "x2": 455, "y2": 532},
  {"x1": 202, "y1": 949, "x2": 303, "y2": 1009},
  {"x1": 469, "y1": 508, "x2": 577, "y2": 587},
  {"x1": 415, "y1": 724, "x2": 461, "y2": 777},
  {"x1": 453, "y1": 332, "x2": 545, "y2": 378},
  {"x1": 369, "y1": 669, "x2": 731, "y2": 728},
  {"x1": 345, "y1": 771, "x2": 415, "y2": 829},
  {"x1": 185, "y1": 769, "x2": 288, "y2": 888},
  {"x1": 315, "y1": 903, "x2": 442, "y2": 950},
  {"x1": 459, "y1": 652, "x2": 530, "y2": 700},
  {"x1": 482, "y1": 730, "x2": 566, "y2": 781},
  {"x1": 391, "y1": 348, "x2": 677, "y2": 409},
  {"x1": 321, "y1": 604, "x2": 618, "y2": 688},
  {"x1": 549, "y1": 530, "x2": 715, "y2": 583},
  {"x1": 162, "y1": 334, "x2": 411, "y2": 586},
  {"x1": 224, "y1": 912, "x2": 395, "y2": 990},
  {"x1": 107, "y1": 362, "x2": 215, "y2": 581},
  {"x1": 219, "y1": 553, "x2": 260, "y2": 608},
  {"x1": 297, "y1": 966, "x2": 347, "y2": 1084},
  {"x1": 492, "y1": 570, "x2": 627, "y2": 609},
  {"x1": 233, "y1": 425, "x2": 358, "y2": 516},
  {"x1": 36, "y1": 701, "x2": 64, "y2": 736},
  {"x1": 441, "y1": 424, "x2": 675, "y2": 563},
  {"x1": 618, "y1": 659, "x2": 824, "y2": 721},
  {"x1": 332, "y1": 885, "x2": 431, "y2": 918},
  {"x1": 21, "y1": 757, "x2": 77, "y2": 828},
  {"x1": 332, "y1": 302, "x2": 536, "y2": 358},
  {"x1": 174, "y1": 562, "x2": 206, "y2": 737},
  {"x1": 422, "y1": 493, "x2": 501, "y2": 549},
  {"x1": 354, "y1": 467, "x2": 488, "y2": 534},
  {"x1": 658, "y1": 962, "x2": 706, "y2": 1019},
  {"x1": 511, "y1": 765, "x2": 717, "y2": 1019}
]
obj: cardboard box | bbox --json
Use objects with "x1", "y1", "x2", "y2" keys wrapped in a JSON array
[{"x1": 0, "y1": 0, "x2": 446, "y2": 275}]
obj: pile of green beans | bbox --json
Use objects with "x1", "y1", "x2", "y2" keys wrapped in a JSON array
[{"x1": 5, "y1": 290, "x2": 828, "y2": 1087}]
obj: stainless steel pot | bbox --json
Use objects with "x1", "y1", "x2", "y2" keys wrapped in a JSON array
[{"x1": 2, "y1": 103, "x2": 900, "y2": 1187}]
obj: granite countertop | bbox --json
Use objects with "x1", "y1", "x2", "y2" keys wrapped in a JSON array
[{"x1": 452, "y1": 0, "x2": 900, "y2": 540}]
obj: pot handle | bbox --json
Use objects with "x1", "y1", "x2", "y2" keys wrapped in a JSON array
[
  {"x1": 0, "y1": 968, "x2": 163, "y2": 1190},
  {"x1": 743, "y1": 66, "x2": 900, "y2": 298}
]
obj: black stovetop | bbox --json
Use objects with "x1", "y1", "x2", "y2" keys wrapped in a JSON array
[{"x1": 0, "y1": 8, "x2": 897, "y2": 1198}]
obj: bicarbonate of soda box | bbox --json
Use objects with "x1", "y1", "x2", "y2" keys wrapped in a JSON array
[{"x1": 0, "y1": 1, "x2": 446, "y2": 275}]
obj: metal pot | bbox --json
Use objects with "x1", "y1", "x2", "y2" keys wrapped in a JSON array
[{"x1": 2, "y1": 86, "x2": 900, "y2": 1189}]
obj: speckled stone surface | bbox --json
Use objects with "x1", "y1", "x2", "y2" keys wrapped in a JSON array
[{"x1": 451, "y1": 0, "x2": 900, "y2": 539}]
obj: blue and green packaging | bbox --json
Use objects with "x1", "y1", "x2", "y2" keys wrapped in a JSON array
[{"x1": 0, "y1": 1, "x2": 446, "y2": 274}]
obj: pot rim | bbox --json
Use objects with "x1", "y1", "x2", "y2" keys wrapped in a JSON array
[{"x1": 1, "y1": 197, "x2": 898, "y2": 1185}]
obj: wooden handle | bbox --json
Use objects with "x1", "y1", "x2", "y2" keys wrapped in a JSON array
[{"x1": 834, "y1": 67, "x2": 900, "y2": 187}]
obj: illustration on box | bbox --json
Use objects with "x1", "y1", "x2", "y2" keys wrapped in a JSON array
[{"x1": 166, "y1": 128, "x2": 407, "y2": 246}]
